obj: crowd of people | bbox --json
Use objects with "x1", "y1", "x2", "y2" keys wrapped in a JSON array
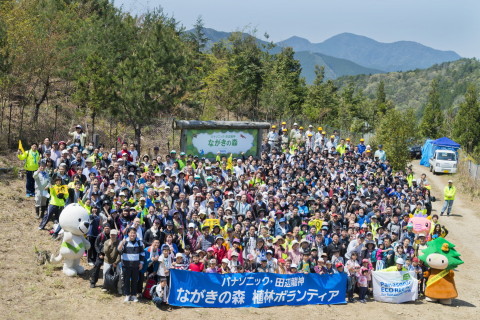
[{"x1": 17, "y1": 122, "x2": 455, "y2": 307}]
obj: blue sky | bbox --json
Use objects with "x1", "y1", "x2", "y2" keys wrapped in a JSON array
[{"x1": 115, "y1": 0, "x2": 479, "y2": 58}]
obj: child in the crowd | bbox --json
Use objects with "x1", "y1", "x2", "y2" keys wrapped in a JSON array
[
  {"x1": 152, "y1": 277, "x2": 171, "y2": 310},
  {"x1": 205, "y1": 259, "x2": 219, "y2": 273},
  {"x1": 357, "y1": 268, "x2": 369, "y2": 303}
]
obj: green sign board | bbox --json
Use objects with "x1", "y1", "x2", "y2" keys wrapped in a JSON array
[{"x1": 183, "y1": 129, "x2": 258, "y2": 158}]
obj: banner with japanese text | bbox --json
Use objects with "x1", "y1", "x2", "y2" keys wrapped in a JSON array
[
  {"x1": 372, "y1": 271, "x2": 418, "y2": 303},
  {"x1": 168, "y1": 269, "x2": 347, "y2": 308},
  {"x1": 184, "y1": 129, "x2": 258, "y2": 159}
]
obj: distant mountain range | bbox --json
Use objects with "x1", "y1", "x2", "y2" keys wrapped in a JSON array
[
  {"x1": 193, "y1": 28, "x2": 462, "y2": 83},
  {"x1": 278, "y1": 33, "x2": 461, "y2": 72}
]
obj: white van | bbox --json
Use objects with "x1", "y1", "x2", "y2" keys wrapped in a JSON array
[{"x1": 429, "y1": 150, "x2": 458, "y2": 174}]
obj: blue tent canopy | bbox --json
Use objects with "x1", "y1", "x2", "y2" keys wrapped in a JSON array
[
  {"x1": 420, "y1": 137, "x2": 461, "y2": 167},
  {"x1": 431, "y1": 137, "x2": 461, "y2": 148}
]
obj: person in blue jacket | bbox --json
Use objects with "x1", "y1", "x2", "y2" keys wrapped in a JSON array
[{"x1": 357, "y1": 138, "x2": 366, "y2": 154}]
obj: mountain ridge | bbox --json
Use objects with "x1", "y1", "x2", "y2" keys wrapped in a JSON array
[{"x1": 192, "y1": 28, "x2": 462, "y2": 83}]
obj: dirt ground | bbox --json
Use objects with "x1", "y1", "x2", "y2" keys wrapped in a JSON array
[{"x1": 0, "y1": 160, "x2": 478, "y2": 320}]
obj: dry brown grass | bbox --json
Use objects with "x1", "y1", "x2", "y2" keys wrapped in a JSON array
[{"x1": 0, "y1": 162, "x2": 479, "y2": 320}]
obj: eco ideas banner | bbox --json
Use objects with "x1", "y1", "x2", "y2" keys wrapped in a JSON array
[
  {"x1": 184, "y1": 129, "x2": 258, "y2": 158},
  {"x1": 372, "y1": 271, "x2": 418, "y2": 303}
]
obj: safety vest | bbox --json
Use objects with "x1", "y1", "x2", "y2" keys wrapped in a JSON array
[
  {"x1": 406, "y1": 174, "x2": 414, "y2": 187},
  {"x1": 444, "y1": 186, "x2": 456, "y2": 200},
  {"x1": 336, "y1": 144, "x2": 346, "y2": 155},
  {"x1": 177, "y1": 159, "x2": 186, "y2": 170},
  {"x1": 18, "y1": 149, "x2": 40, "y2": 171},
  {"x1": 50, "y1": 185, "x2": 67, "y2": 207}
]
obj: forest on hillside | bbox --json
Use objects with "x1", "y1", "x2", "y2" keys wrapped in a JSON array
[{"x1": 0, "y1": 0, "x2": 479, "y2": 163}]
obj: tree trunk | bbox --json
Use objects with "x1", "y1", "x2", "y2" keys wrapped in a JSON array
[
  {"x1": 91, "y1": 110, "x2": 96, "y2": 138},
  {"x1": 32, "y1": 78, "x2": 50, "y2": 124},
  {"x1": 52, "y1": 104, "x2": 58, "y2": 139},
  {"x1": 135, "y1": 124, "x2": 141, "y2": 156},
  {"x1": 18, "y1": 103, "x2": 26, "y2": 143},
  {"x1": 7, "y1": 103, "x2": 12, "y2": 148},
  {"x1": 0, "y1": 98, "x2": 5, "y2": 133}
]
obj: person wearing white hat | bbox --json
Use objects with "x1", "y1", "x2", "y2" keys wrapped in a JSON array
[
  {"x1": 69, "y1": 124, "x2": 87, "y2": 149},
  {"x1": 441, "y1": 180, "x2": 456, "y2": 216},
  {"x1": 382, "y1": 258, "x2": 407, "y2": 271},
  {"x1": 173, "y1": 252, "x2": 188, "y2": 270},
  {"x1": 289, "y1": 123, "x2": 300, "y2": 141}
]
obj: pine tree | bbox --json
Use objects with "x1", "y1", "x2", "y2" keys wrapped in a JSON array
[
  {"x1": 420, "y1": 79, "x2": 444, "y2": 138},
  {"x1": 375, "y1": 108, "x2": 418, "y2": 170},
  {"x1": 453, "y1": 84, "x2": 480, "y2": 154}
]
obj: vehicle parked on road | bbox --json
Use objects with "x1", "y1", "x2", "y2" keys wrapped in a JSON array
[{"x1": 429, "y1": 149, "x2": 458, "y2": 174}]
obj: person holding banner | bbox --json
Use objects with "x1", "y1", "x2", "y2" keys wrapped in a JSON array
[{"x1": 382, "y1": 258, "x2": 407, "y2": 272}]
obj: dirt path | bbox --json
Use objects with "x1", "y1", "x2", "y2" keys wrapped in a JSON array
[{"x1": 0, "y1": 161, "x2": 479, "y2": 320}]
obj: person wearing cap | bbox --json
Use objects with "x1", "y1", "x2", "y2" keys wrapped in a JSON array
[
  {"x1": 357, "y1": 138, "x2": 366, "y2": 154},
  {"x1": 289, "y1": 122, "x2": 300, "y2": 141},
  {"x1": 172, "y1": 252, "x2": 188, "y2": 270},
  {"x1": 305, "y1": 132, "x2": 315, "y2": 151},
  {"x1": 382, "y1": 258, "x2": 407, "y2": 272},
  {"x1": 198, "y1": 224, "x2": 215, "y2": 251},
  {"x1": 268, "y1": 125, "x2": 279, "y2": 147},
  {"x1": 441, "y1": 180, "x2": 456, "y2": 216},
  {"x1": 68, "y1": 125, "x2": 87, "y2": 149},
  {"x1": 212, "y1": 236, "x2": 227, "y2": 264},
  {"x1": 279, "y1": 121, "x2": 287, "y2": 135},
  {"x1": 326, "y1": 135, "x2": 337, "y2": 150},
  {"x1": 102, "y1": 228, "x2": 121, "y2": 288},
  {"x1": 374, "y1": 144, "x2": 386, "y2": 162}
]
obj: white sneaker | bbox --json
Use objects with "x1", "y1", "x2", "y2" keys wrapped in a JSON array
[
  {"x1": 131, "y1": 296, "x2": 139, "y2": 303},
  {"x1": 124, "y1": 296, "x2": 131, "y2": 303},
  {"x1": 88, "y1": 262, "x2": 95, "y2": 266}
]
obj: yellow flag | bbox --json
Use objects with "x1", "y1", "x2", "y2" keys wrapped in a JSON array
[
  {"x1": 18, "y1": 140, "x2": 25, "y2": 153},
  {"x1": 226, "y1": 153, "x2": 233, "y2": 170}
]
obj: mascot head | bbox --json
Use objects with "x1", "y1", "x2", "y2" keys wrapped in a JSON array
[
  {"x1": 59, "y1": 203, "x2": 90, "y2": 235},
  {"x1": 419, "y1": 237, "x2": 463, "y2": 270},
  {"x1": 408, "y1": 213, "x2": 432, "y2": 236}
]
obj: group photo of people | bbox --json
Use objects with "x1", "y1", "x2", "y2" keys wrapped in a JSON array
[{"x1": 18, "y1": 122, "x2": 455, "y2": 308}]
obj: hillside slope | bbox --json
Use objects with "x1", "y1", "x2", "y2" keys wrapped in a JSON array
[{"x1": 335, "y1": 58, "x2": 480, "y2": 112}]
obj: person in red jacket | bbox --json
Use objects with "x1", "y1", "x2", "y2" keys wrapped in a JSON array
[
  {"x1": 212, "y1": 236, "x2": 227, "y2": 264},
  {"x1": 117, "y1": 142, "x2": 133, "y2": 162},
  {"x1": 188, "y1": 253, "x2": 205, "y2": 272}
]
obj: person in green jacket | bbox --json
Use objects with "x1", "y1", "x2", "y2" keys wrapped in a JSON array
[
  {"x1": 17, "y1": 142, "x2": 41, "y2": 197},
  {"x1": 441, "y1": 180, "x2": 456, "y2": 216}
]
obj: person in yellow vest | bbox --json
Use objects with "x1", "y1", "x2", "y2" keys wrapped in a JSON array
[
  {"x1": 336, "y1": 139, "x2": 347, "y2": 155},
  {"x1": 18, "y1": 142, "x2": 41, "y2": 197},
  {"x1": 382, "y1": 258, "x2": 407, "y2": 271},
  {"x1": 177, "y1": 152, "x2": 187, "y2": 170},
  {"x1": 440, "y1": 180, "x2": 456, "y2": 216},
  {"x1": 406, "y1": 168, "x2": 415, "y2": 188},
  {"x1": 38, "y1": 176, "x2": 67, "y2": 230}
]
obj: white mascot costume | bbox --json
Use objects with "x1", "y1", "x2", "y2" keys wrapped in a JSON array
[{"x1": 50, "y1": 203, "x2": 91, "y2": 276}]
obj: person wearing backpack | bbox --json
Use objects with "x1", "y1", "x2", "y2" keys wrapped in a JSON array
[
  {"x1": 89, "y1": 224, "x2": 111, "y2": 288},
  {"x1": 18, "y1": 142, "x2": 41, "y2": 197}
]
